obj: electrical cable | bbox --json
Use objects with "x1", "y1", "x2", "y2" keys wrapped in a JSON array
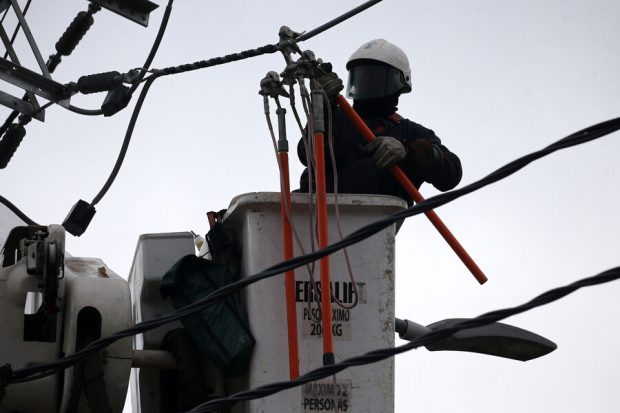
[
  {"x1": 128, "y1": 0, "x2": 173, "y2": 95},
  {"x1": 66, "y1": 104, "x2": 104, "y2": 116},
  {"x1": 65, "y1": 0, "x2": 173, "y2": 116},
  {"x1": 142, "y1": 0, "x2": 384, "y2": 82},
  {"x1": 188, "y1": 265, "x2": 620, "y2": 412},
  {"x1": 3, "y1": 110, "x2": 618, "y2": 391},
  {"x1": 1, "y1": 0, "x2": 615, "y2": 402},
  {"x1": 143, "y1": 43, "x2": 279, "y2": 81},
  {"x1": 296, "y1": 0, "x2": 383, "y2": 42},
  {"x1": 0, "y1": 194, "x2": 38, "y2": 225},
  {"x1": 88, "y1": 77, "x2": 155, "y2": 207},
  {"x1": 81, "y1": 0, "x2": 377, "y2": 215},
  {"x1": 83, "y1": 0, "x2": 173, "y2": 207}
]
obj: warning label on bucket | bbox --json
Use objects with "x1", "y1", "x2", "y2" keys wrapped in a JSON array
[
  {"x1": 295, "y1": 281, "x2": 367, "y2": 305},
  {"x1": 302, "y1": 379, "x2": 352, "y2": 412},
  {"x1": 301, "y1": 306, "x2": 352, "y2": 340},
  {"x1": 297, "y1": 281, "x2": 366, "y2": 341}
]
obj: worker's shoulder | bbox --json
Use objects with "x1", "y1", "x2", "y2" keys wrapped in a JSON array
[{"x1": 393, "y1": 115, "x2": 439, "y2": 140}]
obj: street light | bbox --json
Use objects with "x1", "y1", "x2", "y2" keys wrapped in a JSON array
[{"x1": 395, "y1": 317, "x2": 557, "y2": 362}]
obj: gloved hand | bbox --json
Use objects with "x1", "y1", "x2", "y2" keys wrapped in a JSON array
[
  {"x1": 404, "y1": 139, "x2": 442, "y2": 179},
  {"x1": 315, "y1": 62, "x2": 344, "y2": 104},
  {"x1": 361, "y1": 136, "x2": 407, "y2": 169}
]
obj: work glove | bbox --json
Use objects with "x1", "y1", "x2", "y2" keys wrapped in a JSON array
[
  {"x1": 315, "y1": 62, "x2": 344, "y2": 104},
  {"x1": 361, "y1": 136, "x2": 407, "y2": 169},
  {"x1": 404, "y1": 139, "x2": 443, "y2": 180}
]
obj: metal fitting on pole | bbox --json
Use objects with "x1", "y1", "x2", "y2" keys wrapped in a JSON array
[
  {"x1": 311, "y1": 88, "x2": 324, "y2": 134},
  {"x1": 276, "y1": 107, "x2": 288, "y2": 152}
]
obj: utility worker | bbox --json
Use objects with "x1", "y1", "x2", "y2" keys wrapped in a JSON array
[{"x1": 297, "y1": 39, "x2": 462, "y2": 203}]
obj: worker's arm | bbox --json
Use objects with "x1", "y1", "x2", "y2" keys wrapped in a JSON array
[{"x1": 399, "y1": 122, "x2": 463, "y2": 191}]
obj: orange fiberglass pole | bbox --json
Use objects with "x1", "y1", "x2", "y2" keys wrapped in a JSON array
[
  {"x1": 278, "y1": 151, "x2": 300, "y2": 379},
  {"x1": 337, "y1": 95, "x2": 488, "y2": 285},
  {"x1": 275, "y1": 105, "x2": 300, "y2": 379},
  {"x1": 313, "y1": 129, "x2": 335, "y2": 364}
]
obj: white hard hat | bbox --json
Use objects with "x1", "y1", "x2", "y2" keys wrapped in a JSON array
[{"x1": 346, "y1": 39, "x2": 412, "y2": 98}]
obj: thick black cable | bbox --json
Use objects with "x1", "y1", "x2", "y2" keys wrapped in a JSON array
[
  {"x1": 190, "y1": 266, "x2": 620, "y2": 412},
  {"x1": 66, "y1": 104, "x2": 104, "y2": 116},
  {"x1": 146, "y1": 43, "x2": 279, "y2": 79},
  {"x1": 66, "y1": 0, "x2": 173, "y2": 116},
  {"x1": 145, "y1": 0, "x2": 382, "y2": 81},
  {"x1": 89, "y1": 77, "x2": 155, "y2": 207},
  {"x1": 296, "y1": 0, "x2": 383, "y2": 42},
  {"x1": 82, "y1": 0, "x2": 370, "y2": 207},
  {"x1": 83, "y1": 1, "x2": 173, "y2": 206},
  {"x1": 0, "y1": 194, "x2": 38, "y2": 225},
  {"x1": 128, "y1": 0, "x2": 173, "y2": 95},
  {"x1": 2, "y1": 115, "x2": 619, "y2": 387}
]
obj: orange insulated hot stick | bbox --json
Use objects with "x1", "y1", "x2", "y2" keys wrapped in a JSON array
[{"x1": 337, "y1": 95, "x2": 487, "y2": 285}]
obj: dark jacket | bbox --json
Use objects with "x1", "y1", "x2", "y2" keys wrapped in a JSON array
[{"x1": 297, "y1": 107, "x2": 462, "y2": 203}]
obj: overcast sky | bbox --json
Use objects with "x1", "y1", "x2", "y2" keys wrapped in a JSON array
[{"x1": 1, "y1": 1, "x2": 620, "y2": 412}]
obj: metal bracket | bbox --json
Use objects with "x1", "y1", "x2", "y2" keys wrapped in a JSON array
[
  {"x1": 88, "y1": 0, "x2": 159, "y2": 27},
  {"x1": 259, "y1": 71, "x2": 289, "y2": 99},
  {"x1": 0, "y1": 0, "x2": 73, "y2": 120},
  {"x1": 0, "y1": 58, "x2": 72, "y2": 107},
  {"x1": 25, "y1": 230, "x2": 63, "y2": 314}
]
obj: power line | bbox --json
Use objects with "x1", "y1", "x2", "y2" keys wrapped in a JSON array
[
  {"x1": 143, "y1": 0, "x2": 384, "y2": 81},
  {"x1": 89, "y1": 76, "x2": 155, "y2": 207},
  {"x1": 189, "y1": 266, "x2": 620, "y2": 412},
  {"x1": 0, "y1": 194, "x2": 37, "y2": 225},
  {"x1": 1, "y1": 114, "x2": 618, "y2": 387},
  {"x1": 68, "y1": 0, "x2": 383, "y2": 226},
  {"x1": 88, "y1": 0, "x2": 174, "y2": 207}
]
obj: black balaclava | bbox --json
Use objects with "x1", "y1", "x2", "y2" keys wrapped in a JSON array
[{"x1": 352, "y1": 93, "x2": 400, "y2": 118}]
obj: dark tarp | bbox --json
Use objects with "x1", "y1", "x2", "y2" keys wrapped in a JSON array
[{"x1": 160, "y1": 254, "x2": 255, "y2": 376}]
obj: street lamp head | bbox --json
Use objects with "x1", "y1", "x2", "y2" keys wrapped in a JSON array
[{"x1": 396, "y1": 318, "x2": 557, "y2": 362}]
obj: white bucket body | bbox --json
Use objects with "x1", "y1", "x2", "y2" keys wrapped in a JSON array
[{"x1": 223, "y1": 192, "x2": 406, "y2": 413}]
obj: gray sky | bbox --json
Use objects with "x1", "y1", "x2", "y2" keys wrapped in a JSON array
[{"x1": 1, "y1": 0, "x2": 620, "y2": 412}]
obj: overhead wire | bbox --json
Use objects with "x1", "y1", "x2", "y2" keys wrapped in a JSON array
[
  {"x1": 295, "y1": 0, "x2": 383, "y2": 42},
  {"x1": 86, "y1": 0, "x2": 173, "y2": 207},
  {"x1": 128, "y1": 0, "x2": 173, "y2": 95},
  {"x1": 188, "y1": 265, "x2": 620, "y2": 412},
  {"x1": 64, "y1": 0, "x2": 174, "y2": 118},
  {"x1": 0, "y1": 194, "x2": 38, "y2": 225},
  {"x1": 2, "y1": 115, "x2": 619, "y2": 388},
  {"x1": 88, "y1": 76, "x2": 155, "y2": 207},
  {"x1": 86, "y1": 0, "x2": 374, "y2": 209},
  {"x1": 56, "y1": 0, "x2": 382, "y2": 223},
  {"x1": 0, "y1": 0, "x2": 617, "y2": 400},
  {"x1": 141, "y1": 0, "x2": 385, "y2": 83}
]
